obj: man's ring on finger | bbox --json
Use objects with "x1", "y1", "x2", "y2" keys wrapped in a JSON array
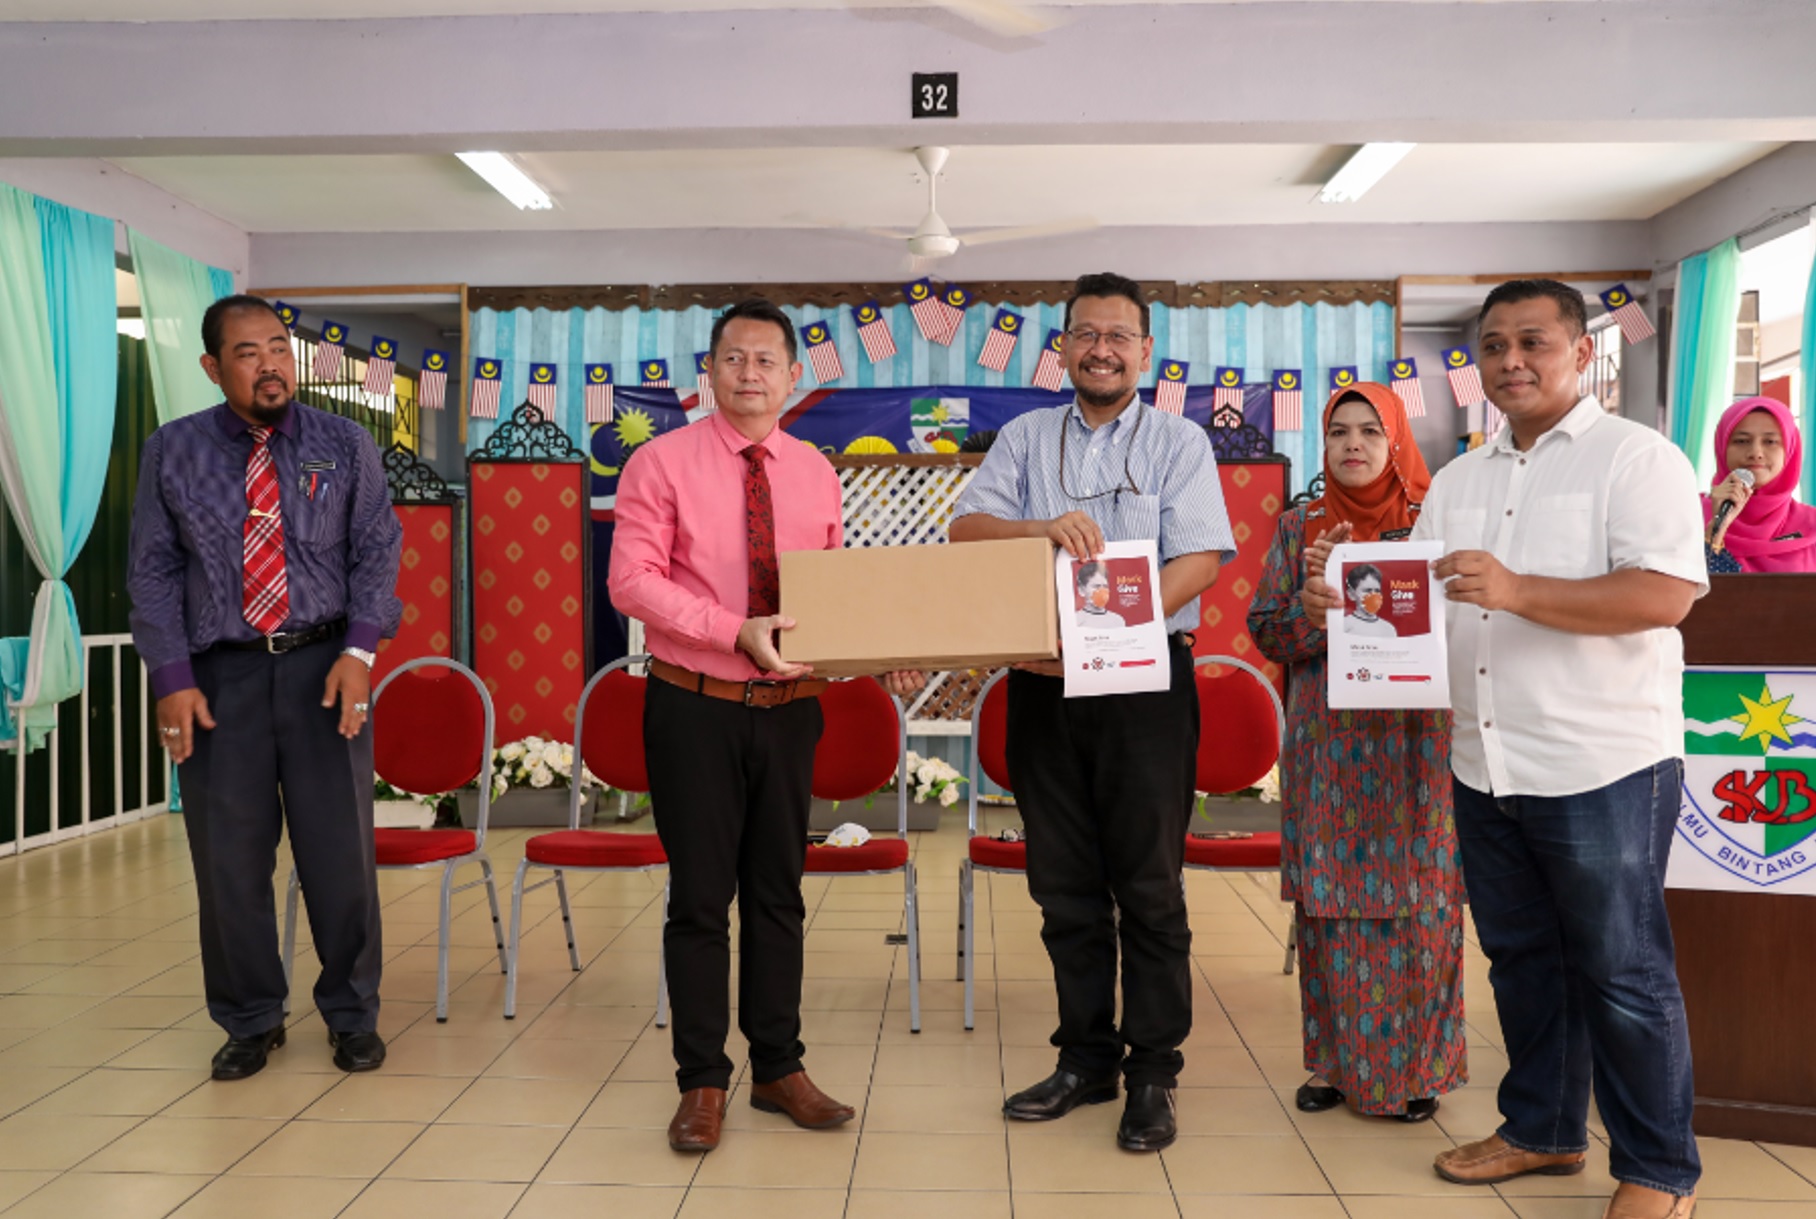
[
  {"x1": 161, "y1": 726, "x2": 181, "y2": 737},
  {"x1": 353, "y1": 702, "x2": 369, "y2": 713}
]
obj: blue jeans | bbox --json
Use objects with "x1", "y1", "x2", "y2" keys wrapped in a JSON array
[{"x1": 1454, "y1": 760, "x2": 1700, "y2": 1197}]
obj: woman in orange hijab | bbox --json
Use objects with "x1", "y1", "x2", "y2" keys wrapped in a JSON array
[{"x1": 1247, "y1": 383, "x2": 1465, "y2": 1122}]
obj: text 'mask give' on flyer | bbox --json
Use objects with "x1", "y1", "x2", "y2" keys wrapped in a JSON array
[
  {"x1": 1056, "y1": 538, "x2": 1171, "y2": 699},
  {"x1": 1325, "y1": 539, "x2": 1451, "y2": 710}
]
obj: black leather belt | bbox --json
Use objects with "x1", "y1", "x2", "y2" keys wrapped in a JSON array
[{"x1": 216, "y1": 618, "x2": 346, "y2": 655}]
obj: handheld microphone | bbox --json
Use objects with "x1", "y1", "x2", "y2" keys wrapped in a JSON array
[{"x1": 1710, "y1": 467, "x2": 1756, "y2": 538}]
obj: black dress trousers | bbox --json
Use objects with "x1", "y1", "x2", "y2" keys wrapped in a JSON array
[
  {"x1": 645, "y1": 678, "x2": 824, "y2": 1093},
  {"x1": 1005, "y1": 638, "x2": 1199, "y2": 1087},
  {"x1": 179, "y1": 635, "x2": 382, "y2": 1039}
]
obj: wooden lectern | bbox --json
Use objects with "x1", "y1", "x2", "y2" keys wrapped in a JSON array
[{"x1": 1669, "y1": 573, "x2": 1816, "y2": 1146}]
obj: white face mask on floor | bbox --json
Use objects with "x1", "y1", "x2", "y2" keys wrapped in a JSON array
[{"x1": 823, "y1": 822, "x2": 872, "y2": 848}]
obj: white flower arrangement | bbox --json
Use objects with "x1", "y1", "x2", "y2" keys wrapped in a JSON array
[
  {"x1": 1256, "y1": 763, "x2": 1280, "y2": 804},
  {"x1": 882, "y1": 750, "x2": 968, "y2": 807},
  {"x1": 372, "y1": 736, "x2": 608, "y2": 804}
]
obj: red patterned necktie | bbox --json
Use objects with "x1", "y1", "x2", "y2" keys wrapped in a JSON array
[
  {"x1": 242, "y1": 425, "x2": 290, "y2": 635},
  {"x1": 742, "y1": 444, "x2": 779, "y2": 618}
]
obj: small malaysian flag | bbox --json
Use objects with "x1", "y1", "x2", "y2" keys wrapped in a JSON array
[
  {"x1": 904, "y1": 279, "x2": 946, "y2": 343},
  {"x1": 1599, "y1": 284, "x2": 1656, "y2": 345},
  {"x1": 935, "y1": 284, "x2": 972, "y2": 346},
  {"x1": 694, "y1": 353, "x2": 717, "y2": 412},
  {"x1": 1212, "y1": 366, "x2": 1245, "y2": 413},
  {"x1": 803, "y1": 321, "x2": 844, "y2": 383},
  {"x1": 1482, "y1": 399, "x2": 1506, "y2": 438},
  {"x1": 363, "y1": 336, "x2": 398, "y2": 397},
  {"x1": 641, "y1": 359, "x2": 671, "y2": 388},
  {"x1": 1031, "y1": 328, "x2": 1066, "y2": 392},
  {"x1": 418, "y1": 349, "x2": 450, "y2": 411},
  {"x1": 1155, "y1": 359, "x2": 1189, "y2": 414},
  {"x1": 1330, "y1": 366, "x2": 1359, "y2": 396},
  {"x1": 851, "y1": 301, "x2": 896, "y2": 363},
  {"x1": 584, "y1": 364, "x2": 614, "y2": 424},
  {"x1": 1442, "y1": 346, "x2": 1486, "y2": 407},
  {"x1": 470, "y1": 357, "x2": 503, "y2": 420},
  {"x1": 1389, "y1": 357, "x2": 1427, "y2": 418},
  {"x1": 314, "y1": 320, "x2": 348, "y2": 381},
  {"x1": 273, "y1": 300, "x2": 300, "y2": 332},
  {"x1": 977, "y1": 308, "x2": 1022, "y2": 373},
  {"x1": 526, "y1": 362, "x2": 558, "y2": 413},
  {"x1": 1272, "y1": 370, "x2": 1304, "y2": 432}
]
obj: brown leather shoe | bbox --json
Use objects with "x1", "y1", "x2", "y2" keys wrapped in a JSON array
[
  {"x1": 668, "y1": 1086, "x2": 727, "y2": 1152},
  {"x1": 749, "y1": 1071, "x2": 856, "y2": 1129},
  {"x1": 1603, "y1": 1184, "x2": 1697, "y2": 1218},
  {"x1": 1434, "y1": 1134, "x2": 1587, "y2": 1185}
]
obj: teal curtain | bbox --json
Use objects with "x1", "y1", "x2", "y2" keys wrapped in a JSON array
[
  {"x1": 1668, "y1": 238, "x2": 1742, "y2": 482},
  {"x1": 1801, "y1": 235, "x2": 1816, "y2": 496},
  {"x1": 0, "y1": 186, "x2": 118, "y2": 748},
  {"x1": 128, "y1": 229, "x2": 233, "y2": 424}
]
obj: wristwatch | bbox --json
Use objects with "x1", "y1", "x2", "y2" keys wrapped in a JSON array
[{"x1": 343, "y1": 647, "x2": 376, "y2": 668}]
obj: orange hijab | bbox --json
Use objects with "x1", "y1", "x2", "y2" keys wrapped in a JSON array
[{"x1": 1304, "y1": 381, "x2": 1431, "y2": 545}]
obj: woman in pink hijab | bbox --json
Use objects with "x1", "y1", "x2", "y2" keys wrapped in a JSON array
[{"x1": 1704, "y1": 396, "x2": 1816, "y2": 573}]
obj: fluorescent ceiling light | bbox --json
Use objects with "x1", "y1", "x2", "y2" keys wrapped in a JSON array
[
  {"x1": 456, "y1": 151, "x2": 553, "y2": 211},
  {"x1": 1317, "y1": 142, "x2": 1416, "y2": 204}
]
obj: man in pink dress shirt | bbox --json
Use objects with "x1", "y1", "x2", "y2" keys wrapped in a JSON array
[{"x1": 610, "y1": 299, "x2": 920, "y2": 1152}]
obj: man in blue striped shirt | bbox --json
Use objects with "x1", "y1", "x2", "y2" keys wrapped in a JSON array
[{"x1": 952, "y1": 272, "x2": 1235, "y2": 1152}]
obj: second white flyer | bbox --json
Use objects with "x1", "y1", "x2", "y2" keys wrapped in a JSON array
[
  {"x1": 1056, "y1": 539, "x2": 1171, "y2": 699},
  {"x1": 1325, "y1": 540, "x2": 1451, "y2": 710}
]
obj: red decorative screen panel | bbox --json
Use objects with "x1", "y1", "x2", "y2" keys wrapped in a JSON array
[
  {"x1": 469, "y1": 461, "x2": 590, "y2": 739},
  {"x1": 375, "y1": 502, "x2": 457, "y2": 688},
  {"x1": 1193, "y1": 460, "x2": 1290, "y2": 694}
]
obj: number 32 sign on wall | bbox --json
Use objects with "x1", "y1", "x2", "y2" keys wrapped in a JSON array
[{"x1": 912, "y1": 72, "x2": 958, "y2": 119}]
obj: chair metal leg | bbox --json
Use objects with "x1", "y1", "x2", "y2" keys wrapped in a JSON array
[
  {"x1": 961, "y1": 860, "x2": 976, "y2": 1031},
  {"x1": 654, "y1": 876, "x2": 671, "y2": 1029},
  {"x1": 555, "y1": 870, "x2": 581, "y2": 972},
  {"x1": 435, "y1": 864, "x2": 456, "y2": 1022},
  {"x1": 478, "y1": 855, "x2": 508, "y2": 974},
  {"x1": 506, "y1": 858, "x2": 530, "y2": 1019},
  {"x1": 955, "y1": 864, "x2": 965, "y2": 982},
  {"x1": 904, "y1": 861, "x2": 921, "y2": 1035},
  {"x1": 280, "y1": 868, "x2": 300, "y2": 1017}
]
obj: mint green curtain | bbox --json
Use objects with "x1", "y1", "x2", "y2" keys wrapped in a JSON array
[
  {"x1": 0, "y1": 186, "x2": 118, "y2": 748},
  {"x1": 129, "y1": 229, "x2": 233, "y2": 424},
  {"x1": 1668, "y1": 238, "x2": 1741, "y2": 482}
]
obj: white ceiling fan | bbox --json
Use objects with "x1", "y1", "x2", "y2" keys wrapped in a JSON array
[{"x1": 860, "y1": 146, "x2": 1097, "y2": 270}]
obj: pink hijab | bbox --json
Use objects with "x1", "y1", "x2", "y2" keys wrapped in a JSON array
[{"x1": 1703, "y1": 396, "x2": 1816, "y2": 572}]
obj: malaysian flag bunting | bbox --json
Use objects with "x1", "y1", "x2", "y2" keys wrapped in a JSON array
[
  {"x1": 803, "y1": 321, "x2": 844, "y2": 383},
  {"x1": 936, "y1": 285, "x2": 972, "y2": 346},
  {"x1": 1212, "y1": 366, "x2": 1244, "y2": 413},
  {"x1": 362, "y1": 336, "x2": 398, "y2": 396},
  {"x1": 1442, "y1": 346, "x2": 1486, "y2": 407},
  {"x1": 1155, "y1": 359, "x2": 1189, "y2": 414},
  {"x1": 1031, "y1": 328, "x2": 1067, "y2": 392},
  {"x1": 694, "y1": 353, "x2": 717, "y2": 412},
  {"x1": 418, "y1": 349, "x2": 450, "y2": 411},
  {"x1": 903, "y1": 279, "x2": 946, "y2": 344},
  {"x1": 977, "y1": 308, "x2": 1022, "y2": 373},
  {"x1": 1482, "y1": 399, "x2": 1506, "y2": 438},
  {"x1": 1330, "y1": 366, "x2": 1359, "y2": 395},
  {"x1": 313, "y1": 320, "x2": 348, "y2": 381},
  {"x1": 1599, "y1": 284, "x2": 1656, "y2": 345},
  {"x1": 584, "y1": 364, "x2": 615, "y2": 424},
  {"x1": 526, "y1": 363, "x2": 558, "y2": 412},
  {"x1": 852, "y1": 301, "x2": 897, "y2": 363},
  {"x1": 641, "y1": 359, "x2": 671, "y2": 387},
  {"x1": 273, "y1": 300, "x2": 300, "y2": 331},
  {"x1": 470, "y1": 357, "x2": 503, "y2": 420},
  {"x1": 1389, "y1": 357, "x2": 1427, "y2": 418},
  {"x1": 1272, "y1": 370, "x2": 1304, "y2": 432}
]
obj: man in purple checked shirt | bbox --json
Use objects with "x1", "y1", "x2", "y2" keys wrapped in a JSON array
[{"x1": 127, "y1": 295, "x2": 402, "y2": 1081}]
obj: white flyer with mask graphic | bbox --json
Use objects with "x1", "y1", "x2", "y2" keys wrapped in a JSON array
[
  {"x1": 1058, "y1": 539, "x2": 1171, "y2": 698},
  {"x1": 1326, "y1": 540, "x2": 1450, "y2": 710}
]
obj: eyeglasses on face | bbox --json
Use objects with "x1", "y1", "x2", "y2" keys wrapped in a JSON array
[{"x1": 1064, "y1": 329, "x2": 1145, "y2": 350}]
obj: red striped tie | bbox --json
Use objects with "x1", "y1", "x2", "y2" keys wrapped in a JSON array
[{"x1": 242, "y1": 426, "x2": 290, "y2": 635}]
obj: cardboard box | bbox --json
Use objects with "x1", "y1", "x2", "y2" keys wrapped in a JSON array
[{"x1": 780, "y1": 538, "x2": 1059, "y2": 675}]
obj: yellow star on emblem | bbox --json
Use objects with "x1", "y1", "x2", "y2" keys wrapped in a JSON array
[{"x1": 1732, "y1": 681, "x2": 1804, "y2": 753}]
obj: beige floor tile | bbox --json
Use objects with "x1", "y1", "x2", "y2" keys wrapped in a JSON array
[
  {"x1": 440, "y1": 1075, "x2": 599, "y2": 1125},
  {"x1": 167, "y1": 1174, "x2": 366, "y2": 1219},
  {"x1": 162, "y1": 1071, "x2": 342, "y2": 1120},
  {"x1": 105, "y1": 1027, "x2": 229, "y2": 1071},
  {"x1": 228, "y1": 1118, "x2": 424, "y2": 1177},
  {"x1": 518, "y1": 1005, "x2": 654, "y2": 1041},
  {"x1": 1501, "y1": 1200, "x2": 1621, "y2": 1219},
  {"x1": 1160, "y1": 1135, "x2": 1332, "y2": 1195},
  {"x1": 339, "y1": 1178, "x2": 526, "y2": 1218},
  {"x1": 845, "y1": 1189, "x2": 1013, "y2": 1219},
  {"x1": 61, "y1": 996, "x2": 202, "y2": 1029},
  {"x1": 0, "y1": 1112, "x2": 140, "y2": 1170},
  {"x1": 1697, "y1": 1137, "x2": 1816, "y2": 1200},
  {"x1": 611, "y1": 1037, "x2": 687, "y2": 1083},
  {"x1": 1174, "y1": 1087, "x2": 1299, "y2": 1137},
  {"x1": 538, "y1": 1126, "x2": 702, "y2": 1186},
  {"x1": 511, "y1": 1183, "x2": 686, "y2": 1219},
  {"x1": 1431, "y1": 1083, "x2": 1509, "y2": 1142},
  {"x1": 1174, "y1": 1196, "x2": 1349, "y2": 1219},
  {"x1": 482, "y1": 1037, "x2": 634, "y2": 1080},
  {"x1": 1301, "y1": 1131, "x2": 1460, "y2": 1196},
  {"x1": 22, "y1": 1066, "x2": 205, "y2": 1116},
  {"x1": 79, "y1": 1114, "x2": 281, "y2": 1174},
  {"x1": 694, "y1": 1128, "x2": 860, "y2": 1189},
  {"x1": 383, "y1": 1122, "x2": 566, "y2": 1182},
  {"x1": 864, "y1": 1084, "x2": 1008, "y2": 1134},
  {"x1": 1764, "y1": 1141, "x2": 1816, "y2": 1186},
  {"x1": 1007, "y1": 1131, "x2": 1173, "y2": 1193},
  {"x1": 0, "y1": 1171, "x2": 211, "y2": 1219},
  {"x1": 0, "y1": 1025, "x2": 154, "y2": 1068},
  {"x1": 294, "y1": 1074, "x2": 468, "y2": 1122},
  {"x1": 578, "y1": 1080, "x2": 687, "y2": 1128},
  {"x1": 852, "y1": 1130, "x2": 1008, "y2": 1192},
  {"x1": 1342, "y1": 1198, "x2": 1519, "y2": 1219},
  {"x1": 0, "y1": 1171, "x2": 56, "y2": 1211},
  {"x1": 872, "y1": 1042, "x2": 1004, "y2": 1089},
  {"x1": 675, "y1": 1187, "x2": 849, "y2": 1219},
  {"x1": 1013, "y1": 1194, "x2": 1183, "y2": 1219},
  {"x1": 378, "y1": 1033, "x2": 509, "y2": 1076}
]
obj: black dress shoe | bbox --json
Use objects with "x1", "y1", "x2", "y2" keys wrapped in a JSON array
[
  {"x1": 1397, "y1": 1097, "x2": 1439, "y2": 1123},
  {"x1": 1003, "y1": 1069, "x2": 1119, "y2": 1121},
  {"x1": 327, "y1": 1029, "x2": 387, "y2": 1072},
  {"x1": 211, "y1": 1025, "x2": 286, "y2": 1081},
  {"x1": 1117, "y1": 1085, "x2": 1177, "y2": 1152},
  {"x1": 1295, "y1": 1080, "x2": 1344, "y2": 1112}
]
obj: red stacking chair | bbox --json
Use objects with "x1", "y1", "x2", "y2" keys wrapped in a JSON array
[
  {"x1": 505, "y1": 654, "x2": 669, "y2": 1020},
  {"x1": 281, "y1": 656, "x2": 507, "y2": 1023},
  {"x1": 1185, "y1": 654, "x2": 1295, "y2": 975},
  {"x1": 958, "y1": 669, "x2": 1015, "y2": 1032},
  {"x1": 803, "y1": 677, "x2": 922, "y2": 1032}
]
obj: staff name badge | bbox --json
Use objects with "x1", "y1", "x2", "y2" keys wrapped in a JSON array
[
  {"x1": 1326, "y1": 540, "x2": 1450, "y2": 710},
  {"x1": 1056, "y1": 538, "x2": 1171, "y2": 699}
]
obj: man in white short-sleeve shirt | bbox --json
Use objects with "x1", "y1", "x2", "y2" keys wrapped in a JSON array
[{"x1": 1377, "y1": 281, "x2": 1702, "y2": 1219}]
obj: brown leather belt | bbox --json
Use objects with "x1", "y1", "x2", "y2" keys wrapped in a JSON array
[{"x1": 649, "y1": 658, "x2": 828, "y2": 708}]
